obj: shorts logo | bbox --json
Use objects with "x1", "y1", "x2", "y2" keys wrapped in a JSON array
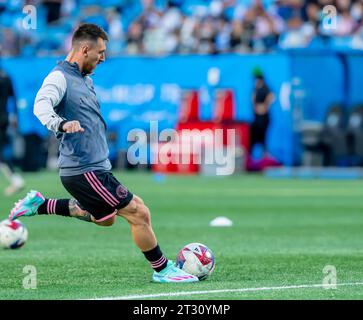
[{"x1": 116, "y1": 185, "x2": 128, "y2": 199}]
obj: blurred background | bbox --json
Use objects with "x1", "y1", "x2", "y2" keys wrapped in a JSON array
[{"x1": 1, "y1": 0, "x2": 363, "y2": 180}]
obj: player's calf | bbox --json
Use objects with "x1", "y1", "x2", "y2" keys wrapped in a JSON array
[
  {"x1": 63, "y1": 199, "x2": 115, "y2": 226},
  {"x1": 69, "y1": 199, "x2": 116, "y2": 226},
  {"x1": 68, "y1": 199, "x2": 95, "y2": 222}
]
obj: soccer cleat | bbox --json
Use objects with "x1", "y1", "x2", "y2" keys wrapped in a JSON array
[
  {"x1": 152, "y1": 261, "x2": 199, "y2": 283},
  {"x1": 8, "y1": 190, "x2": 45, "y2": 221}
]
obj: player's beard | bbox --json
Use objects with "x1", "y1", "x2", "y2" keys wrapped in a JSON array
[{"x1": 84, "y1": 61, "x2": 97, "y2": 75}]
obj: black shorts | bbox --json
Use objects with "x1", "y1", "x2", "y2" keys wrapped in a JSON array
[{"x1": 61, "y1": 171, "x2": 133, "y2": 222}]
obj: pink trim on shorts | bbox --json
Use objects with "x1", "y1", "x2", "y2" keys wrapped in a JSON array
[{"x1": 94, "y1": 210, "x2": 117, "y2": 223}]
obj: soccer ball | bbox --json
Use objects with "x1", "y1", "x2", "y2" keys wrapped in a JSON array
[
  {"x1": 176, "y1": 243, "x2": 215, "y2": 280},
  {"x1": 0, "y1": 219, "x2": 28, "y2": 249}
]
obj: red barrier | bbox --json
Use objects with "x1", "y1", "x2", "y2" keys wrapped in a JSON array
[{"x1": 152, "y1": 89, "x2": 250, "y2": 175}]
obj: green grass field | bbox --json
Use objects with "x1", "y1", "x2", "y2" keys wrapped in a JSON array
[{"x1": 0, "y1": 171, "x2": 363, "y2": 300}]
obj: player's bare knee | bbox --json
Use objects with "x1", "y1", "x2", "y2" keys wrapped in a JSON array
[
  {"x1": 138, "y1": 204, "x2": 151, "y2": 226},
  {"x1": 117, "y1": 196, "x2": 144, "y2": 216},
  {"x1": 119, "y1": 198, "x2": 138, "y2": 215},
  {"x1": 133, "y1": 195, "x2": 145, "y2": 206},
  {"x1": 117, "y1": 196, "x2": 151, "y2": 226},
  {"x1": 132, "y1": 196, "x2": 150, "y2": 224},
  {"x1": 129, "y1": 204, "x2": 151, "y2": 227}
]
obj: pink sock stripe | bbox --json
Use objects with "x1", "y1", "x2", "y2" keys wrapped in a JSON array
[
  {"x1": 84, "y1": 173, "x2": 117, "y2": 207},
  {"x1": 151, "y1": 257, "x2": 167, "y2": 268},
  {"x1": 152, "y1": 261, "x2": 167, "y2": 269},
  {"x1": 151, "y1": 256, "x2": 166, "y2": 266},
  {"x1": 48, "y1": 199, "x2": 56, "y2": 214},
  {"x1": 90, "y1": 172, "x2": 119, "y2": 205},
  {"x1": 47, "y1": 200, "x2": 52, "y2": 214},
  {"x1": 52, "y1": 199, "x2": 57, "y2": 214}
]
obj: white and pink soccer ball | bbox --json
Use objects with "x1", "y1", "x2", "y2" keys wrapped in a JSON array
[
  {"x1": 0, "y1": 219, "x2": 28, "y2": 249},
  {"x1": 176, "y1": 242, "x2": 215, "y2": 280}
]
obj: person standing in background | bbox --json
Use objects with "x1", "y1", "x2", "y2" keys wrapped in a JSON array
[
  {"x1": 250, "y1": 68, "x2": 275, "y2": 157},
  {"x1": 0, "y1": 62, "x2": 25, "y2": 196}
]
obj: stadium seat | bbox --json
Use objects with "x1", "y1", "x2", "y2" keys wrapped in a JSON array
[
  {"x1": 346, "y1": 105, "x2": 363, "y2": 166},
  {"x1": 319, "y1": 104, "x2": 349, "y2": 166},
  {"x1": 300, "y1": 120, "x2": 324, "y2": 167}
]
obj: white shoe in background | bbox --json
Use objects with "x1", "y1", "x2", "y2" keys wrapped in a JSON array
[{"x1": 4, "y1": 174, "x2": 25, "y2": 196}]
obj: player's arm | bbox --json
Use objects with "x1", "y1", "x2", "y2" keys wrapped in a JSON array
[
  {"x1": 265, "y1": 92, "x2": 275, "y2": 111},
  {"x1": 34, "y1": 71, "x2": 84, "y2": 134}
]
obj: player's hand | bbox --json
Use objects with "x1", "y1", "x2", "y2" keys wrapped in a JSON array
[{"x1": 62, "y1": 121, "x2": 85, "y2": 134}]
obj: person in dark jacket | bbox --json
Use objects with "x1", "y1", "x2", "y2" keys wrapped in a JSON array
[
  {"x1": 250, "y1": 68, "x2": 275, "y2": 156},
  {"x1": 0, "y1": 64, "x2": 24, "y2": 196}
]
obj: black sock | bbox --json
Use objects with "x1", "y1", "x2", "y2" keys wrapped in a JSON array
[
  {"x1": 143, "y1": 244, "x2": 168, "y2": 272},
  {"x1": 38, "y1": 199, "x2": 70, "y2": 217}
]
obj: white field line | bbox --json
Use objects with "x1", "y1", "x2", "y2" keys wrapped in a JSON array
[{"x1": 89, "y1": 282, "x2": 363, "y2": 300}]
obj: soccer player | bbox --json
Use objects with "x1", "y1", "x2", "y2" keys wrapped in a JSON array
[
  {"x1": 8, "y1": 24, "x2": 198, "y2": 283},
  {"x1": 0, "y1": 63, "x2": 25, "y2": 196}
]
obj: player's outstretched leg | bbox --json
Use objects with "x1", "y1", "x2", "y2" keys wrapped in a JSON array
[
  {"x1": 117, "y1": 195, "x2": 199, "y2": 283},
  {"x1": 8, "y1": 190, "x2": 94, "y2": 222}
]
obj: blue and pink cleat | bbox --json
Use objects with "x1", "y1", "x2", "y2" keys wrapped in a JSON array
[
  {"x1": 152, "y1": 261, "x2": 199, "y2": 283},
  {"x1": 8, "y1": 190, "x2": 45, "y2": 221}
]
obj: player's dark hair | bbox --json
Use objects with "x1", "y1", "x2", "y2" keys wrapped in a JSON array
[{"x1": 72, "y1": 23, "x2": 108, "y2": 46}]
